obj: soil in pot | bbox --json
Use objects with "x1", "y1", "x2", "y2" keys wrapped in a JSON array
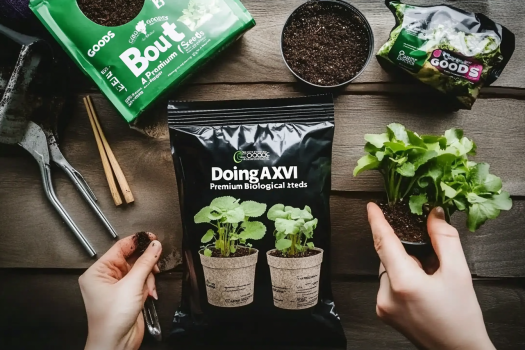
[
  {"x1": 208, "y1": 247, "x2": 254, "y2": 258},
  {"x1": 378, "y1": 201, "x2": 429, "y2": 243},
  {"x1": 282, "y1": 1, "x2": 371, "y2": 86},
  {"x1": 199, "y1": 247, "x2": 258, "y2": 308},
  {"x1": 267, "y1": 248, "x2": 324, "y2": 310}
]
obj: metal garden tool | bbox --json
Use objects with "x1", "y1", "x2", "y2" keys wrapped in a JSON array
[{"x1": 0, "y1": 24, "x2": 118, "y2": 256}]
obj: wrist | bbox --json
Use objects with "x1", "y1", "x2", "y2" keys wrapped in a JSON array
[{"x1": 85, "y1": 333, "x2": 124, "y2": 350}]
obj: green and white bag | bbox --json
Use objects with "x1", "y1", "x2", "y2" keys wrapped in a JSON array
[{"x1": 30, "y1": 0, "x2": 255, "y2": 122}]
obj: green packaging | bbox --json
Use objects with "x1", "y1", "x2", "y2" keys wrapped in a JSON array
[{"x1": 29, "y1": 0, "x2": 255, "y2": 122}]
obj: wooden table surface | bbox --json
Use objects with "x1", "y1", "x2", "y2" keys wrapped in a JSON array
[{"x1": 1, "y1": 1, "x2": 525, "y2": 349}]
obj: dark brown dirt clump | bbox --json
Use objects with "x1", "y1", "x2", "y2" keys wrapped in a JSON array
[
  {"x1": 133, "y1": 231, "x2": 151, "y2": 254},
  {"x1": 209, "y1": 247, "x2": 255, "y2": 258},
  {"x1": 78, "y1": 0, "x2": 145, "y2": 27},
  {"x1": 378, "y1": 201, "x2": 429, "y2": 243},
  {"x1": 282, "y1": 1, "x2": 371, "y2": 86},
  {"x1": 269, "y1": 249, "x2": 321, "y2": 258}
]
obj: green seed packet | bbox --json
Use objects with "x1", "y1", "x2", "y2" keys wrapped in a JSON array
[{"x1": 29, "y1": 0, "x2": 255, "y2": 122}]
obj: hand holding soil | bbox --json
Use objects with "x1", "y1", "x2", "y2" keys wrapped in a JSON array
[
  {"x1": 79, "y1": 233, "x2": 162, "y2": 350},
  {"x1": 368, "y1": 203, "x2": 496, "y2": 350}
]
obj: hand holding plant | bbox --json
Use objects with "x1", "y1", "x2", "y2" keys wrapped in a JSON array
[
  {"x1": 354, "y1": 123, "x2": 512, "y2": 233},
  {"x1": 195, "y1": 196, "x2": 267, "y2": 257},
  {"x1": 267, "y1": 204, "x2": 317, "y2": 256}
]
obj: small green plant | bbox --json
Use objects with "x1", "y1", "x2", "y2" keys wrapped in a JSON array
[
  {"x1": 354, "y1": 123, "x2": 512, "y2": 232},
  {"x1": 267, "y1": 204, "x2": 317, "y2": 256},
  {"x1": 194, "y1": 196, "x2": 267, "y2": 257}
]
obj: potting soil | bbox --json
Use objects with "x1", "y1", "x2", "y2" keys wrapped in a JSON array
[{"x1": 168, "y1": 95, "x2": 346, "y2": 348}]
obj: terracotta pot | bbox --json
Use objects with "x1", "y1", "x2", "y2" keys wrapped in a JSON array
[
  {"x1": 266, "y1": 248, "x2": 324, "y2": 310},
  {"x1": 199, "y1": 248, "x2": 258, "y2": 308}
]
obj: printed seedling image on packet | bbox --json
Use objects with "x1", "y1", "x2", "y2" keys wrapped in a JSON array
[
  {"x1": 378, "y1": 0, "x2": 515, "y2": 109},
  {"x1": 29, "y1": 0, "x2": 255, "y2": 122},
  {"x1": 168, "y1": 95, "x2": 346, "y2": 349}
]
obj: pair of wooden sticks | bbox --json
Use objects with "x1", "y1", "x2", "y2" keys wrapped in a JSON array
[{"x1": 83, "y1": 96, "x2": 134, "y2": 206}]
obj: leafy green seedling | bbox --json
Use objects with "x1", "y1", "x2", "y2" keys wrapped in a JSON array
[
  {"x1": 195, "y1": 196, "x2": 267, "y2": 257},
  {"x1": 267, "y1": 204, "x2": 317, "y2": 256},
  {"x1": 354, "y1": 123, "x2": 512, "y2": 232}
]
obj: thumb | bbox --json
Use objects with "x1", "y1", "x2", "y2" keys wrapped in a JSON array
[
  {"x1": 124, "y1": 240, "x2": 162, "y2": 290},
  {"x1": 427, "y1": 207, "x2": 468, "y2": 272}
]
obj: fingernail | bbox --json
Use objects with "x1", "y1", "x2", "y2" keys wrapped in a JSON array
[
  {"x1": 434, "y1": 207, "x2": 445, "y2": 220},
  {"x1": 151, "y1": 288, "x2": 158, "y2": 300}
]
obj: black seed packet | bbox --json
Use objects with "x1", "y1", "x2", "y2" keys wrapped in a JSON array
[{"x1": 168, "y1": 95, "x2": 346, "y2": 349}]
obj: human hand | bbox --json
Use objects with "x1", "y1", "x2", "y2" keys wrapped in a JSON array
[
  {"x1": 79, "y1": 233, "x2": 162, "y2": 350},
  {"x1": 368, "y1": 203, "x2": 495, "y2": 350}
]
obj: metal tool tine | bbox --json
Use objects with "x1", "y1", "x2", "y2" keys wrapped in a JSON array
[
  {"x1": 18, "y1": 122, "x2": 97, "y2": 257},
  {"x1": 143, "y1": 297, "x2": 162, "y2": 342},
  {"x1": 44, "y1": 129, "x2": 118, "y2": 239}
]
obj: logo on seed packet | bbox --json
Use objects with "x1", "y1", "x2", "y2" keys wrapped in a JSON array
[
  {"x1": 396, "y1": 50, "x2": 417, "y2": 66},
  {"x1": 129, "y1": 16, "x2": 169, "y2": 43},
  {"x1": 233, "y1": 150, "x2": 270, "y2": 163},
  {"x1": 429, "y1": 49, "x2": 483, "y2": 83}
]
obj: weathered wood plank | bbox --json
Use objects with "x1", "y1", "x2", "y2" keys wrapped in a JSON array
[
  {"x1": 330, "y1": 194, "x2": 525, "y2": 277},
  {"x1": 186, "y1": 0, "x2": 525, "y2": 89},
  {"x1": 0, "y1": 271, "x2": 524, "y2": 350},
  {"x1": 1, "y1": 91, "x2": 523, "y2": 271}
]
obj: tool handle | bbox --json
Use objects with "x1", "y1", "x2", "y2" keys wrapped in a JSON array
[
  {"x1": 86, "y1": 96, "x2": 134, "y2": 204},
  {"x1": 63, "y1": 166, "x2": 118, "y2": 239},
  {"x1": 143, "y1": 297, "x2": 162, "y2": 342},
  {"x1": 83, "y1": 97, "x2": 123, "y2": 206},
  {"x1": 40, "y1": 163, "x2": 97, "y2": 257}
]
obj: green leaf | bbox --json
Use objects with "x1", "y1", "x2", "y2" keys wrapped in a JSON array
[
  {"x1": 407, "y1": 130, "x2": 427, "y2": 148},
  {"x1": 376, "y1": 151, "x2": 385, "y2": 161},
  {"x1": 422, "y1": 136, "x2": 447, "y2": 150},
  {"x1": 267, "y1": 204, "x2": 289, "y2": 221},
  {"x1": 289, "y1": 207, "x2": 313, "y2": 220},
  {"x1": 412, "y1": 150, "x2": 438, "y2": 169},
  {"x1": 275, "y1": 218, "x2": 301, "y2": 235},
  {"x1": 201, "y1": 229, "x2": 215, "y2": 243},
  {"x1": 204, "y1": 248, "x2": 212, "y2": 257},
  {"x1": 444, "y1": 128, "x2": 464, "y2": 145},
  {"x1": 210, "y1": 196, "x2": 240, "y2": 211},
  {"x1": 306, "y1": 242, "x2": 315, "y2": 249},
  {"x1": 224, "y1": 207, "x2": 245, "y2": 223},
  {"x1": 396, "y1": 162, "x2": 415, "y2": 177},
  {"x1": 230, "y1": 244, "x2": 237, "y2": 254},
  {"x1": 409, "y1": 194, "x2": 427, "y2": 215},
  {"x1": 208, "y1": 210, "x2": 223, "y2": 220},
  {"x1": 239, "y1": 221, "x2": 267, "y2": 240},
  {"x1": 364, "y1": 133, "x2": 390, "y2": 148},
  {"x1": 353, "y1": 155, "x2": 380, "y2": 177},
  {"x1": 467, "y1": 202, "x2": 500, "y2": 232},
  {"x1": 441, "y1": 182, "x2": 459, "y2": 199},
  {"x1": 467, "y1": 193, "x2": 488, "y2": 203},
  {"x1": 491, "y1": 192, "x2": 513, "y2": 210},
  {"x1": 387, "y1": 123, "x2": 410, "y2": 144},
  {"x1": 276, "y1": 238, "x2": 292, "y2": 251},
  {"x1": 478, "y1": 174, "x2": 503, "y2": 193},
  {"x1": 194, "y1": 206, "x2": 213, "y2": 224},
  {"x1": 304, "y1": 205, "x2": 312, "y2": 214},
  {"x1": 389, "y1": 156, "x2": 407, "y2": 165},
  {"x1": 240, "y1": 201, "x2": 267, "y2": 217},
  {"x1": 470, "y1": 163, "x2": 502, "y2": 193},
  {"x1": 454, "y1": 197, "x2": 468, "y2": 211},
  {"x1": 385, "y1": 142, "x2": 409, "y2": 153}
]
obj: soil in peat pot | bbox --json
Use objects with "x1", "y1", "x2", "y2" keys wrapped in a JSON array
[
  {"x1": 378, "y1": 201, "x2": 430, "y2": 243},
  {"x1": 208, "y1": 247, "x2": 256, "y2": 258},
  {"x1": 269, "y1": 250, "x2": 321, "y2": 258},
  {"x1": 282, "y1": 1, "x2": 371, "y2": 86},
  {"x1": 78, "y1": 0, "x2": 145, "y2": 27}
]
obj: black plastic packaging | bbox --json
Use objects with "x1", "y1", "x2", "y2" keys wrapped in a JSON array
[{"x1": 168, "y1": 95, "x2": 346, "y2": 349}]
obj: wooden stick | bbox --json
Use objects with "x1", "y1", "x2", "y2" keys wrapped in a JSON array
[
  {"x1": 83, "y1": 97, "x2": 123, "y2": 207},
  {"x1": 86, "y1": 96, "x2": 135, "y2": 204}
]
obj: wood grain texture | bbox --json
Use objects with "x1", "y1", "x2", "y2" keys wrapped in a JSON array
[
  {"x1": 0, "y1": 91, "x2": 524, "y2": 272},
  {"x1": 0, "y1": 271, "x2": 524, "y2": 350},
  {"x1": 184, "y1": 0, "x2": 525, "y2": 89}
]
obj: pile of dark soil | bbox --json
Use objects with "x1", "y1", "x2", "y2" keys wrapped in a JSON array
[
  {"x1": 282, "y1": 1, "x2": 371, "y2": 86},
  {"x1": 78, "y1": 0, "x2": 145, "y2": 27},
  {"x1": 269, "y1": 249, "x2": 321, "y2": 258},
  {"x1": 209, "y1": 247, "x2": 255, "y2": 258}
]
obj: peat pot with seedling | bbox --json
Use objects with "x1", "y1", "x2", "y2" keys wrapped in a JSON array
[
  {"x1": 195, "y1": 196, "x2": 267, "y2": 307},
  {"x1": 354, "y1": 123, "x2": 513, "y2": 245},
  {"x1": 266, "y1": 204, "x2": 323, "y2": 310}
]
